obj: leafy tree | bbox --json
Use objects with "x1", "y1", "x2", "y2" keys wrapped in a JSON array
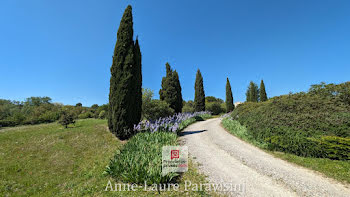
[
  {"x1": 159, "y1": 63, "x2": 183, "y2": 113},
  {"x1": 205, "y1": 96, "x2": 225, "y2": 115},
  {"x1": 58, "y1": 111, "x2": 75, "y2": 128},
  {"x1": 226, "y1": 78, "x2": 234, "y2": 112},
  {"x1": 260, "y1": 80, "x2": 268, "y2": 102},
  {"x1": 99, "y1": 110, "x2": 107, "y2": 119},
  {"x1": 75, "y1": 103, "x2": 82, "y2": 107},
  {"x1": 206, "y1": 102, "x2": 225, "y2": 115},
  {"x1": 182, "y1": 100, "x2": 195, "y2": 113},
  {"x1": 25, "y1": 97, "x2": 52, "y2": 106},
  {"x1": 194, "y1": 69, "x2": 205, "y2": 111},
  {"x1": 246, "y1": 81, "x2": 259, "y2": 102},
  {"x1": 108, "y1": 5, "x2": 142, "y2": 140},
  {"x1": 205, "y1": 96, "x2": 223, "y2": 103},
  {"x1": 91, "y1": 104, "x2": 99, "y2": 110},
  {"x1": 142, "y1": 88, "x2": 174, "y2": 120}
]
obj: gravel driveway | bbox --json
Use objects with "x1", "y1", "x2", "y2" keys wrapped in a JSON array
[{"x1": 181, "y1": 118, "x2": 350, "y2": 197}]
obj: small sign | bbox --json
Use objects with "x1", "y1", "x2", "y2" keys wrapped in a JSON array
[{"x1": 162, "y1": 146, "x2": 188, "y2": 176}]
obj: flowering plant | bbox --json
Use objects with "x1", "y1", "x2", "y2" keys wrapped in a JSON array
[{"x1": 134, "y1": 111, "x2": 211, "y2": 133}]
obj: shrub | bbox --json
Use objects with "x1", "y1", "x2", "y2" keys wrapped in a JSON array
[
  {"x1": 38, "y1": 111, "x2": 60, "y2": 123},
  {"x1": 206, "y1": 102, "x2": 225, "y2": 115},
  {"x1": 142, "y1": 100, "x2": 174, "y2": 121},
  {"x1": 231, "y1": 82, "x2": 350, "y2": 160},
  {"x1": 182, "y1": 100, "x2": 195, "y2": 113},
  {"x1": 78, "y1": 112, "x2": 93, "y2": 119},
  {"x1": 58, "y1": 112, "x2": 75, "y2": 128},
  {"x1": 106, "y1": 132, "x2": 178, "y2": 184},
  {"x1": 98, "y1": 110, "x2": 107, "y2": 119},
  {"x1": 310, "y1": 136, "x2": 350, "y2": 160}
]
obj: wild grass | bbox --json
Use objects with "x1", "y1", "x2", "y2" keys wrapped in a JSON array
[{"x1": 0, "y1": 119, "x2": 215, "y2": 196}]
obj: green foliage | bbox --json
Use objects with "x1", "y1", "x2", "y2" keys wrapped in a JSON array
[
  {"x1": 78, "y1": 112, "x2": 93, "y2": 119},
  {"x1": 222, "y1": 118, "x2": 267, "y2": 147},
  {"x1": 206, "y1": 102, "x2": 225, "y2": 115},
  {"x1": 226, "y1": 78, "x2": 234, "y2": 112},
  {"x1": 260, "y1": 80, "x2": 268, "y2": 102},
  {"x1": 205, "y1": 96, "x2": 223, "y2": 103},
  {"x1": 159, "y1": 63, "x2": 183, "y2": 113},
  {"x1": 144, "y1": 100, "x2": 174, "y2": 121},
  {"x1": 182, "y1": 100, "x2": 195, "y2": 113},
  {"x1": 108, "y1": 5, "x2": 142, "y2": 140},
  {"x1": 232, "y1": 82, "x2": 350, "y2": 160},
  {"x1": 106, "y1": 132, "x2": 179, "y2": 184},
  {"x1": 58, "y1": 111, "x2": 75, "y2": 128},
  {"x1": 75, "y1": 103, "x2": 82, "y2": 107},
  {"x1": 205, "y1": 96, "x2": 225, "y2": 115},
  {"x1": 98, "y1": 110, "x2": 107, "y2": 119},
  {"x1": 142, "y1": 88, "x2": 174, "y2": 120},
  {"x1": 133, "y1": 37, "x2": 142, "y2": 126},
  {"x1": 309, "y1": 82, "x2": 350, "y2": 105},
  {"x1": 0, "y1": 97, "x2": 75, "y2": 127},
  {"x1": 25, "y1": 97, "x2": 52, "y2": 106},
  {"x1": 246, "y1": 81, "x2": 259, "y2": 102},
  {"x1": 310, "y1": 136, "x2": 350, "y2": 160},
  {"x1": 194, "y1": 69, "x2": 205, "y2": 111}
]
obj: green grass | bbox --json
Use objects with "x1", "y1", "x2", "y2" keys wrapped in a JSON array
[
  {"x1": 106, "y1": 132, "x2": 179, "y2": 184},
  {"x1": 0, "y1": 119, "x2": 218, "y2": 196},
  {"x1": 272, "y1": 152, "x2": 350, "y2": 184},
  {"x1": 222, "y1": 117, "x2": 350, "y2": 184}
]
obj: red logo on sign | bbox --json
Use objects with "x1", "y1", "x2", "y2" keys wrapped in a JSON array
[{"x1": 171, "y1": 150, "x2": 179, "y2": 160}]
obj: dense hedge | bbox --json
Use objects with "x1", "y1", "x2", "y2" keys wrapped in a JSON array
[{"x1": 231, "y1": 82, "x2": 350, "y2": 160}]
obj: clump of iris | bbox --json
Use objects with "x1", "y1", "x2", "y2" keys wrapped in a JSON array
[{"x1": 134, "y1": 112, "x2": 211, "y2": 133}]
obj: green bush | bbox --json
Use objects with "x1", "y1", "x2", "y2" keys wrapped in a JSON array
[
  {"x1": 231, "y1": 82, "x2": 350, "y2": 160},
  {"x1": 58, "y1": 112, "x2": 75, "y2": 128},
  {"x1": 310, "y1": 136, "x2": 350, "y2": 160},
  {"x1": 98, "y1": 110, "x2": 107, "y2": 119},
  {"x1": 182, "y1": 105, "x2": 195, "y2": 113},
  {"x1": 142, "y1": 99, "x2": 174, "y2": 121},
  {"x1": 206, "y1": 102, "x2": 225, "y2": 115},
  {"x1": 38, "y1": 111, "x2": 60, "y2": 123},
  {"x1": 106, "y1": 132, "x2": 179, "y2": 184},
  {"x1": 78, "y1": 112, "x2": 93, "y2": 119}
]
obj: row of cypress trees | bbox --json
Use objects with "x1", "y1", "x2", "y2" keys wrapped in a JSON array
[
  {"x1": 159, "y1": 66, "x2": 207, "y2": 113},
  {"x1": 108, "y1": 5, "x2": 208, "y2": 139},
  {"x1": 246, "y1": 80, "x2": 268, "y2": 102},
  {"x1": 108, "y1": 5, "x2": 266, "y2": 139}
]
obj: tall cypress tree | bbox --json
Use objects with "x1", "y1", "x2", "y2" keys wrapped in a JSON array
[
  {"x1": 159, "y1": 63, "x2": 183, "y2": 113},
  {"x1": 159, "y1": 63, "x2": 173, "y2": 101},
  {"x1": 260, "y1": 79, "x2": 267, "y2": 102},
  {"x1": 194, "y1": 69, "x2": 205, "y2": 111},
  {"x1": 246, "y1": 81, "x2": 259, "y2": 102},
  {"x1": 108, "y1": 5, "x2": 141, "y2": 140},
  {"x1": 173, "y1": 70, "x2": 183, "y2": 113},
  {"x1": 226, "y1": 78, "x2": 234, "y2": 112},
  {"x1": 133, "y1": 37, "x2": 142, "y2": 122}
]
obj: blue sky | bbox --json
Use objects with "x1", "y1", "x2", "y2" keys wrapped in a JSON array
[{"x1": 1, "y1": 0, "x2": 350, "y2": 106}]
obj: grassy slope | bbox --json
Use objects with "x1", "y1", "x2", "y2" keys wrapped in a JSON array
[
  {"x1": 0, "y1": 119, "x2": 218, "y2": 196},
  {"x1": 221, "y1": 119, "x2": 350, "y2": 184}
]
